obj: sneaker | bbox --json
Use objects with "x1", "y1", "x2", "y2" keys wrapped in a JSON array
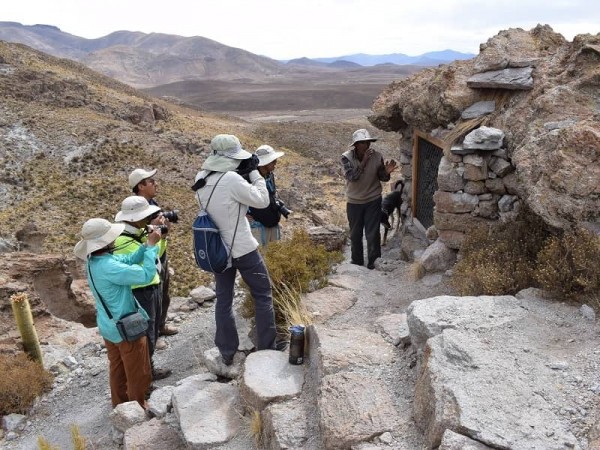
[
  {"x1": 350, "y1": 260, "x2": 363, "y2": 266},
  {"x1": 152, "y1": 367, "x2": 172, "y2": 380},
  {"x1": 275, "y1": 340, "x2": 289, "y2": 351},
  {"x1": 367, "y1": 262, "x2": 376, "y2": 270},
  {"x1": 159, "y1": 325, "x2": 179, "y2": 336}
]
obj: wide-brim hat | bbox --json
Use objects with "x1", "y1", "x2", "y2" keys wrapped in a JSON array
[
  {"x1": 74, "y1": 218, "x2": 125, "y2": 260},
  {"x1": 115, "y1": 196, "x2": 161, "y2": 222},
  {"x1": 349, "y1": 129, "x2": 378, "y2": 147},
  {"x1": 128, "y1": 168, "x2": 157, "y2": 189},
  {"x1": 211, "y1": 134, "x2": 252, "y2": 160},
  {"x1": 255, "y1": 144, "x2": 284, "y2": 166}
]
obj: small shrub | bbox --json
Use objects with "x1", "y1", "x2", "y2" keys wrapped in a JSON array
[
  {"x1": 241, "y1": 230, "x2": 342, "y2": 334},
  {"x1": 0, "y1": 353, "x2": 54, "y2": 415},
  {"x1": 534, "y1": 227, "x2": 600, "y2": 301},
  {"x1": 451, "y1": 209, "x2": 548, "y2": 296}
]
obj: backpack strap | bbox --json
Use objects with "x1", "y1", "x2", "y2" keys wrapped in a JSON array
[{"x1": 196, "y1": 172, "x2": 242, "y2": 257}]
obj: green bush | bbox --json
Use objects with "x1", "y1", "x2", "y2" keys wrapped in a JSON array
[
  {"x1": 534, "y1": 227, "x2": 600, "y2": 301},
  {"x1": 0, "y1": 353, "x2": 54, "y2": 415}
]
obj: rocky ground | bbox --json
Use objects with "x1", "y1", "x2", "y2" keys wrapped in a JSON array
[{"x1": 0, "y1": 228, "x2": 451, "y2": 449}]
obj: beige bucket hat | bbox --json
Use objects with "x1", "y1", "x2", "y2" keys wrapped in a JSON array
[
  {"x1": 74, "y1": 218, "x2": 125, "y2": 260},
  {"x1": 115, "y1": 196, "x2": 160, "y2": 223},
  {"x1": 211, "y1": 134, "x2": 252, "y2": 159},
  {"x1": 350, "y1": 129, "x2": 378, "y2": 147},
  {"x1": 128, "y1": 168, "x2": 157, "y2": 189},
  {"x1": 255, "y1": 144, "x2": 284, "y2": 166}
]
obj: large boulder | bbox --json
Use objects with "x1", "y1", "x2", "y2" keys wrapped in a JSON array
[{"x1": 369, "y1": 25, "x2": 600, "y2": 230}]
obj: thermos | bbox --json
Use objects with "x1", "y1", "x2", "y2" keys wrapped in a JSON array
[{"x1": 288, "y1": 324, "x2": 305, "y2": 365}]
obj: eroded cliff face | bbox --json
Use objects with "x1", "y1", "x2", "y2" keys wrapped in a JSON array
[{"x1": 369, "y1": 25, "x2": 600, "y2": 230}]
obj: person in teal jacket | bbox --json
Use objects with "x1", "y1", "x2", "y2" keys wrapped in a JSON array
[
  {"x1": 114, "y1": 195, "x2": 171, "y2": 380},
  {"x1": 74, "y1": 218, "x2": 161, "y2": 409}
]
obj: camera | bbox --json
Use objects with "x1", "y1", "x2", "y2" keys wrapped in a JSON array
[
  {"x1": 147, "y1": 224, "x2": 168, "y2": 235},
  {"x1": 275, "y1": 200, "x2": 292, "y2": 219},
  {"x1": 162, "y1": 210, "x2": 179, "y2": 223}
]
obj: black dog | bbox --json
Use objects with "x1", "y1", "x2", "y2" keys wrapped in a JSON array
[{"x1": 381, "y1": 180, "x2": 405, "y2": 246}]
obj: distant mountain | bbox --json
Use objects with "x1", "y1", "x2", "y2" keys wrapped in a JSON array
[
  {"x1": 310, "y1": 49, "x2": 475, "y2": 66},
  {"x1": 0, "y1": 22, "x2": 473, "y2": 89}
]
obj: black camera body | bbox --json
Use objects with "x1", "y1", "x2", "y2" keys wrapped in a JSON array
[
  {"x1": 275, "y1": 200, "x2": 291, "y2": 219},
  {"x1": 236, "y1": 155, "x2": 260, "y2": 183},
  {"x1": 162, "y1": 210, "x2": 179, "y2": 223},
  {"x1": 147, "y1": 224, "x2": 169, "y2": 235}
]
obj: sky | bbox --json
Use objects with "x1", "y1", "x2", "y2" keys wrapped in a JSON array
[{"x1": 2, "y1": 0, "x2": 599, "y2": 59}]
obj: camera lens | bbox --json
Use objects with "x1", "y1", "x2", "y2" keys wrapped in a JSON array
[{"x1": 162, "y1": 210, "x2": 179, "y2": 223}]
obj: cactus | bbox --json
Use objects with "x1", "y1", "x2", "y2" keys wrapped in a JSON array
[{"x1": 11, "y1": 292, "x2": 43, "y2": 365}]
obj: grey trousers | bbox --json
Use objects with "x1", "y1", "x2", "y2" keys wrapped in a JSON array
[
  {"x1": 214, "y1": 249, "x2": 277, "y2": 360},
  {"x1": 347, "y1": 197, "x2": 382, "y2": 265}
]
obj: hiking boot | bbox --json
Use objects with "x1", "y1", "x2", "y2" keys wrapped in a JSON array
[
  {"x1": 152, "y1": 367, "x2": 172, "y2": 380},
  {"x1": 222, "y1": 355, "x2": 234, "y2": 366},
  {"x1": 159, "y1": 325, "x2": 179, "y2": 336},
  {"x1": 155, "y1": 338, "x2": 167, "y2": 351},
  {"x1": 350, "y1": 260, "x2": 363, "y2": 266}
]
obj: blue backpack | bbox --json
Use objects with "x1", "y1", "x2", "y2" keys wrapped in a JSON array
[{"x1": 192, "y1": 172, "x2": 240, "y2": 273}]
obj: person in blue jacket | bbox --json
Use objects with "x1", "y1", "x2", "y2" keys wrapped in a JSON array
[{"x1": 74, "y1": 218, "x2": 161, "y2": 408}]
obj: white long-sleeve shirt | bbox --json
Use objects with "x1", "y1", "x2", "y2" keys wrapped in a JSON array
[{"x1": 194, "y1": 169, "x2": 269, "y2": 258}]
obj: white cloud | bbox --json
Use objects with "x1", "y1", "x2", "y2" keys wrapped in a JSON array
[{"x1": 2, "y1": 0, "x2": 598, "y2": 59}]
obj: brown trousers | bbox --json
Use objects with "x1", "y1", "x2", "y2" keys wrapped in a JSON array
[{"x1": 105, "y1": 336, "x2": 152, "y2": 408}]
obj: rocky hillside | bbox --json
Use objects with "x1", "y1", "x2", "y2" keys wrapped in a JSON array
[
  {"x1": 369, "y1": 25, "x2": 600, "y2": 231},
  {"x1": 0, "y1": 40, "x2": 359, "y2": 300}
]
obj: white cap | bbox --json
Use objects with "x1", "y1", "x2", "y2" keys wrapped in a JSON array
[
  {"x1": 115, "y1": 196, "x2": 160, "y2": 223},
  {"x1": 128, "y1": 168, "x2": 157, "y2": 189},
  {"x1": 210, "y1": 134, "x2": 252, "y2": 160},
  {"x1": 255, "y1": 145, "x2": 284, "y2": 166}
]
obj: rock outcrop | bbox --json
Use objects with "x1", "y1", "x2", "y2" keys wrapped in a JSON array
[{"x1": 369, "y1": 25, "x2": 600, "y2": 230}]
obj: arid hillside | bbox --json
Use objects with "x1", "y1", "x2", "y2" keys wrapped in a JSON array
[{"x1": 0, "y1": 40, "x2": 402, "y2": 299}]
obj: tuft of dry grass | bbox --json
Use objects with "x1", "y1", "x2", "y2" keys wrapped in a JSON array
[
  {"x1": 249, "y1": 409, "x2": 263, "y2": 447},
  {"x1": 410, "y1": 261, "x2": 426, "y2": 281},
  {"x1": 0, "y1": 353, "x2": 54, "y2": 415},
  {"x1": 71, "y1": 424, "x2": 87, "y2": 450},
  {"x1": 37, "y1": 436, "x2": 59, "y2": 450}
]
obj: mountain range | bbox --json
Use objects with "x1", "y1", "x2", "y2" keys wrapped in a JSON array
[{"x1": 0, "y1": 22, "x2": 474, "y2": 89}]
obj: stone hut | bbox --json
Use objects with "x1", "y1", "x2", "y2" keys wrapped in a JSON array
[{"x1": 369, "y1": 25, "x2": 600, "y2": 255}]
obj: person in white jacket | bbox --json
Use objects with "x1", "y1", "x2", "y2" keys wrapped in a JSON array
[{"x1": 193, "y1": 134, "x2": 277, "y2": 365}]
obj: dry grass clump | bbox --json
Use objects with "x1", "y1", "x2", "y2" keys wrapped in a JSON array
[
  {"x1": 241, "y1": 230, "x2": 342, "y2": 333},
  {"x1": 249, "y1": 409, "x2": 264, "y2": 448},
  {"x1": 410, "y1": 261, "x2": 426, "y2": 281},
  {"x1": 451, "y1": 210, "x2": 548, "y2": 296},
  {"x1": 534, "y1": 227, "x2": 600, "y2": 301},
  {"x1": 0, "y1": 353, "x2": 54, "y2": 415}
]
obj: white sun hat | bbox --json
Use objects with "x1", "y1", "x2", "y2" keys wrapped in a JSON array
[
  {"x1": 349, "y1": 129, "x2": 378, "y2": 147},
  {"x1": 74, "y1": 218, "x2": 125, "y2": 260},
  {"x1": 211, "y1": 134, "x2": 252, "y2": 160},
  {"x1": 115, "y1": 196, "x2": 161, "y2": 223},
  {"x1": 255, "y1": 144, "x2": 285, "y2": 166},
  {"x1": 128, "y1": 168, "x2": 157, "y2": 189}
]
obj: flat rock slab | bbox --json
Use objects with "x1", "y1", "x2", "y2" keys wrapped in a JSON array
[
  {"x1": 374, "y1": 313, "x2": 409, "y2": 346},
  {"x1": 124, "y1": 418, "x2": 185, "y2": 450},
  {"x1": 240, "y1": 350, "x2": 304, "y2": 411},
  {"x1": 467, "y1": 67, "x2": 533, "y2": 90},
  {"x1": 319, "y1": 372, "x2": 400, "y2": 449},
  {"x1": 310, "y1": 325, "x2": 396, "y2": 375},
  {"x1": 172, "y1": 373, "x2": 241, "y2": 449},
  {"x1": 262, "y1": 397, "x2": 313, "y2": 450},
  {"x1": 302, "y1": 286, "x2": 357, "y2": 323}
]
